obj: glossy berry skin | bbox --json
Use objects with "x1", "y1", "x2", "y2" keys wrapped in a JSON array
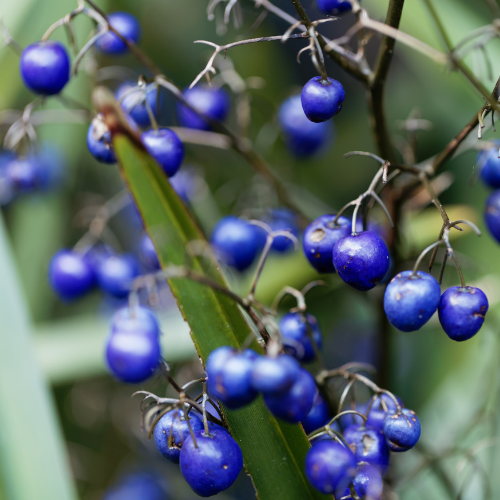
[
  {"x1": 20, "y1": 41, "x2": 70, "y2": 95},
  {"x1": 206, "y1": 346, "x2": 237, "y2": 401},
  {"x1": 177, "y1": 85, "x2": 230, "y2": 131},
  {"x1": 154, "y1": 409, "x2": 204, "y2": 463},
  {"x1": 301, "y1": 77, "x2": 345, "y2": 123},
  {"x1": 478, "y1": 144, "x2": 500, "y2": 188},
  {"x1": 343, "y1": 425, "x2": 390, "y2": 475},
  {"x1": 279, "y1": 312, "x2": 323, "y2": 362},
  {"x1": 5, "y1": 156, "x2": 42, "y2": 192},
  {"x1": 96, "y1": 254, "x2": 140, "y2": 298},
  {"x1": 342, "y1": 463, "x2": 383, "y2": 500},
  {"x1": 384, "y1": 409, "x2": 421, "y2": 452},
  {"x1": 87, "y1": 119, "x2": 116, "y2": 164},
  {"x1": 263, "y1": 368, "x2": 317, "y2": 423},
  {"x1": 49, "y1": 250, "x2": 95, "y2": 301},
  {"x1": 366, "y1": 394, "x2": 403, "y2": 430},
  {"x1": 141, "y1": 128, "x2": 184, "y2": 177},
  {"x1": 316, "y1": 0, "x2": 354, "y2": 15},
  {"x1": 303, "y1": 214, "x2": 351, "y2": 273},
  {"x1": 438, "y1": 286, "x2": 489, "y2": 341},
  {"x1": 485, "y1": 190, "x2": 500, "y2": 243},
  {"x1": 301, "y1": 393, "x2": 330, "y2": 434},
  {"x1": 179, "y1": 428, "x2": 243, "y2": 497},
  {"x1": 139, "y1": 233, "x2": 160, "y2": 270},
  {"x1": 116, "y1": 82, "x2": 162, "y2": 127},
  {"x1": 105, "y1": 329, "x2": 160, "y2": 383},
  {"x1": 333, "y1": 231, "x2": 390, "y2": 291},
  {"x1": 384, "y1": 270, "x2": 441, "y2": 332},
  {"x1": 111, "y1": 306, "x2": 160, "y2": 338},
  {"x1": 305, "y1": 441, "x2": 357, "y2": 495},
  {"x1": 265, "y1": 208, "x2": 299, "y2": 253},
  {"x1": 278, "y1": 95, "x2": 334, "y2": 157},
  {"x1": 95, "y1": 12, "x2": 141, "y2": 55},
  {"x1": 210, "y1": 216, "x2": 260, "y2": 272},
  {"x1": 251, "y1": 354, "x2": 300, "y2": 395}
]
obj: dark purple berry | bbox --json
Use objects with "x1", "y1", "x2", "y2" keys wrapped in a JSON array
[
  {"x1": 279, "y1": 312, "x2": 323, "y2": 363},
  {"x1": 251, "y1": 354, "x2": 300, "y2": 395},
  {"x1": 141, "y1": 128, "x2": 184, "y2": 178},
  {"x1": 332, "y1": 231, "x2": 390, "y2": 291},
  {"x1": 383, "y1": 408, "x2": 421, "y2": 452},
  {"x1": 438, "y1": 286, "x2": 489, "y2": 341},
  {"x1": 301, "y1": 76, "x2": 345, "y2": 123},
  {"x1": 95, "y1": 12, "x2": 141, "y2": 55},
  {"x1": 384, "y1": 270, "x2": 441, "y2": 332},
  {"x1": 96, "y1": 254, "x2": 140, "y2": 298}
]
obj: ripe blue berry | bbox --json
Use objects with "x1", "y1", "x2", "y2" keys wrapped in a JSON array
[
  {"x1": 384, "y1": 271, "x2": 441, "y2": 332},
  {"x1": 279, "y1": 312, "x2": 323, "y2": 362},
  {"x1": 264, "y1": 208, "x2": 299, "y2": 253},
  {"x1": 96, "y1": 254, "x2": 140, "y2": 298},
  {"x1": 305, "y1": 441, "x2": 357, "y2": 495},
  {"x1": 169, "y1": 168, "x2": 196, "y2": 204},
  {"x1": 20, "y1": 41, "x2": 70, "y2": 95},
  {"x1": 478, "y1": 144, "x2": 500, "y2": 188},
  {"x1": 49, "y1": 250, "x2": 95, "y2": 301},
  {"x1": 139, "y1": 233, "x2": 160, "y2": 270},
  {"x1": 383, "y1": 408, "x2": 421, "y2": 452},
  {"x1": 103, "y1": 471, "x2": 168, "y2": 500},
  {"x1": 485, "y1": 190, "x2": 500, "y2": 243},
  {"x1": 5, "y1": 156, "x2": 42, "y2": 192},
  {"x1": 301, "y1": 393, "x2": 330, "y2": 434},
  {"x1": 366, "y1": 394, "x2": 403, "y2": 430},
  {"x1": 95, "y1": 12, "x2": 141, "y2": 55},
  {"x1": 105, "y1": 328, "x2": 161, "y2": 383},
  {"x1": 341, "y1": 463, "x2": 383, "y2": 500},
  {"x1": 154, "y1": 409, "x2": 204, "y2": 463},
  {"x1": 343, "y1": 425, "x2": 390, "y2": 475},
  {"x1": 179, "y1": 428, "x2": 243, "y2": 497},
  {"x1": 251, "y1": 354, "x2": 300, "y2": 395},
  {"x1": 332, "y1": 231, "x2": 390, "y2": 291},
  {"x1": 278, "y1": 95, "x2": 334, "y2": 157},
  {"x1": 263, "y1": 368, "x2": 317, "y2": 423},
  {"x1": 316, "y1": 0, "x2": 354, "y2": 15},
  {"x1": 111, "y1": 306, "x2": 160, "y2": 338},
  {"x1": 438, "y1": 286, "x2": 489, "y2": 341},
  {"x1": 177, "y1": 85, "x2": 231, "y2": 131},
  {"x1": 116, "y1": 82, "x2": 162, "y2": 127},
  {"x1": 303, "y1": 214, "x2": 351, "y2": 273},
  {"x1": 141, "y1": 128, "x2": 184, "y2": 178},
  {"x1": 87, "y1": 116, "x2": 116, "y2": 164},
  {"x1": 206, "y1": 346, "x2": 237, "y2": 401},
  {"x1": 210, "y1": 216, "x2": 260, "y2": 271},
  {"x1": 301, "y1": 77, "x2": 345, "y2": 123}
]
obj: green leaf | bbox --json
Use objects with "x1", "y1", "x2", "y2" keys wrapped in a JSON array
[
  {"x1": 0, "y1": 213, "x2": 77, "y2": 500},
  {"x1": 114, "y1": 133, "x2": 329, "y2": 500}
]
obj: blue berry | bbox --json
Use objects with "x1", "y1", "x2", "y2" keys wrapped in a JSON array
[
  {"x1": 341, "y1": 463, "x2": 383, "y2": 500},
  {"x1": 111, "y1": 306, "x2": 160, "y2": 338},
  {"x1": 305, "y1": 441, "x2": 357, "y2": 495},
  {"x1": 338, "y1": 403, "x2": 367, "y2": 429},
  {"x1": 279, "y1": 312, "x2": 323, "y2": 363},
  {"x1": 366, "y1": 394, "x2": 403, "y2": 430},
  {"x1": 5, "y1": 156, "x2": 42, "y2": 192},
  {"x1": 49, "y1": 250, "x2": 95, "y2": 301},
  {"x1": 87, "y1": 116, "x2": 116, "y2": 164},
  {"x1": 343, "y1": 425, "x2": 390, "y2": 475},
  {"x1": 264, "y1": 208, "x2": 299, "y2": 253},
  {"x1": 206, "y1": 346, "x2": 237, "y2": 401},
  {"x1": 301, "y1": 393, "x2": 330, "y2": 434},
  {"x1": 177, "y1": 85, "x2": 231, "y2": 131},
  {"x1": 139, "y1": 233, "x2": 160, "y2": 270},
  {"x1": 179, "y1": 428, "x2": 243, "y2": 497},
  {"x1": 332, "y1": 231, "x2": 390, "y2": 291},
  {"x1": 36, "y1": 143, "x2": 66, "y2": 190},
  {"x1": 383, "y1": 408, "x2": 421, "y2": 452},
  {"x1": 478, "y1": 144, "x2": 500, "y2": 188},
  {"x1": 438, "y1": 286, "x2": 489, "y2": 341},
  {"x1": 169, "y1": 168, "x2": 196, "y2": 204},
  {"x1": 154, "y1": 409, "x2": 204, "y2": 463},
  {"x1": 103, "y1": 471, "x2": 168, "y2": 500},
  {"x1": 141, "y1": 128, "x2": 184, "y2": 177},
  {"x1": 263, "y1": 368, "x2": 317, "y2": 423},
  {"x1": 95, "y1": 12, "x2": 141, "y2": 55},
  {"x1": 116, "y1": 82, "x2": 162, "y2": 127},
  {"x1": 20, "y1": 41, "x2": 70, "y2": 95},
  {"x1": 485, "y1": 190, "x2": 500, "y2": 243},
  {"x1": 210, "y1": 216, "x2": 260, "y2": 272},
  {"x1": 384, "y1": 270, "x2": 441, "y2": 332},
  {"x1": 96, "y1": 254, "x2": 140, "y2": 298},
  {"x1": 278, "y1": 95, "x2": 334, "y2": 157},
  {"x1": 301, "y1": 76, "x2": 345, "y2": 123},
  {"x1": 105, "y1": 333, "x2": 160, "y2": 383},
  {"x1": 251, "y1": 354, "x2": 300, "y2": 395},
  {"x1": 316, "y1": 0, "x2": 354, "y2": 14},
  {"x1": 303, "y1": 214, "x2": 351, "y2": 273}
]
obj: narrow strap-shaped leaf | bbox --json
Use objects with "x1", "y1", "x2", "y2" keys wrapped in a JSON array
[{"x1": 114, "y1": 134, "x2": 329, "y2": 500}]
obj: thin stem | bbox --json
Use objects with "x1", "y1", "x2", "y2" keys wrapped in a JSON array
[
  {"x1": 248, "y1": 234, "x2": 274, "y2": 299},
  {"x1": 412, "y1": 240, "x2": 443, "y2": 275}
]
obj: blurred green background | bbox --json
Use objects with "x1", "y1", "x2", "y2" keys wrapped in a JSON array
[{"x1": 1, "y1": 0, "x2": 500, "y2": 498}]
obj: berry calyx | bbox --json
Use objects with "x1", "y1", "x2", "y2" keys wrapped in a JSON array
[
  {"x1": 141, "y1": 128, "x2": 184, "y2": 178},
  {"x1": 279, "y1": 312, "x2": 323, "y2": 363},
  {"x1": 332, "y1": 231, "x2": 390, "y2": 291},
  {"x1": 303, "y1": 214, "x2": 351, "y2": 273},
  {"x1": 438, "y1": 286, "x2": 489, "y2": 341},
  {"x1": 384, "y1": 270, "x2": 441, "y2": 332},
  {"x1": 301, "y1": 76, "x2": 345, "y2": 123},
  {"x1": 20, "y1": 41, "x2": 70, "y2": 95},
  {"x1": 95, "y1": 12, "x2": 141, "y2": 55}
]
